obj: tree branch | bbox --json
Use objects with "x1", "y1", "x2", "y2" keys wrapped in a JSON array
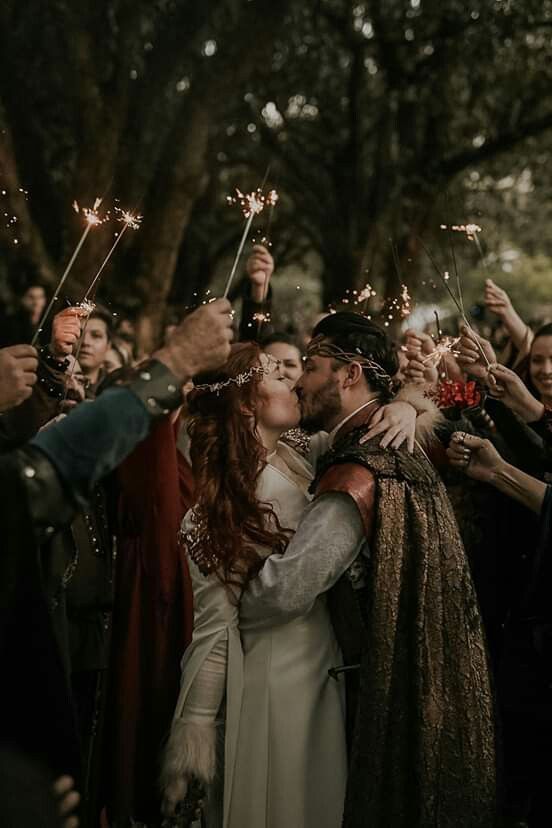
[{"x1": 438, "y1": 111, "x2": 552, "y2": 177}]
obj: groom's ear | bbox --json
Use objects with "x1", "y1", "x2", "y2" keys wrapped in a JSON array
[{"x1": 342, "y1": 361, "x2": 364, "y2": 389}]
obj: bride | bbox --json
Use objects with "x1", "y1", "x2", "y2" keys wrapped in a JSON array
[{"x1": 161, "y1": 341, "x2": 415, "y2": 827}]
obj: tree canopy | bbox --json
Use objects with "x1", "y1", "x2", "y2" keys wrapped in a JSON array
[{"x1": 1, "y1": 0, "x2": 552, "y2": 347}]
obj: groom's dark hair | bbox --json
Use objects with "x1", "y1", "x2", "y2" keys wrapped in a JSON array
[{"x1": 312, "y1": 312, "x2": 399, "y2": 399}]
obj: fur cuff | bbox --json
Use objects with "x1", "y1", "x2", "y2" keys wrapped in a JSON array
[
  {"x1": 161, "y1": 719, "x2": 217, "y2": 788},
  {"x1": 395, "y1": 384, "x2": 444, "y2": 448}
]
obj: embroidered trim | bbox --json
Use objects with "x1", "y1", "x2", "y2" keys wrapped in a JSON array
[{"x1": 178, "y1": 508, "x2": 220, "y2": 575}]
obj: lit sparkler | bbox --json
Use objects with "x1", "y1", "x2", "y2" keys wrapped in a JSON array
[
  {"x1": 422, "y1": 336, "x2": 461, "y2": 367},
  {"x1": 78, "y1": 299, "x2": 96, "y2": 316},
  {"x1": 440, "y1": 219, "x2": 488, "y2": 276},
  {"x1": 32, "y1": 198, "x2": 104, "y2": 346},
  {"x1": 59, "y1": 207, "x2": 142, "y2": 407},
  {"x1": 417, "y1": 235, "x2": 491, "y2": 367},
  {"x1": 83, "y1": 207, "x2": 142, "y2": 301},
  {"x1": 223, "y1": 187, "x2": 279, "y2": 299},
  {"x1": 440, "y1": 223, "x2": 482, "y2": 241}
]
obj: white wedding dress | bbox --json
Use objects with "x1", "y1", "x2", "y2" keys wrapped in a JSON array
[{"x1": 165, "y1": 438, "x2": 347, "y2": 828}]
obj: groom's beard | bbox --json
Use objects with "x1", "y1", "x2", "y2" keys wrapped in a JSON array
[{"x1": 299, "y1": 377, "x2": 342, "y2": 434}]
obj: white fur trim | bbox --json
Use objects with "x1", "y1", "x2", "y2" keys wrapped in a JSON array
[
  {"x1": 395, "y1": 384, "x2": 444, "y2": 448},
  {"x1": 161, "y1": 719, "x2": 217, "y2": 789}
]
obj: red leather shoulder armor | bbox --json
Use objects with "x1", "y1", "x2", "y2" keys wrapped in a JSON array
[{"x1": 316, "y1": 462, "x2": 376, "y2": 542}]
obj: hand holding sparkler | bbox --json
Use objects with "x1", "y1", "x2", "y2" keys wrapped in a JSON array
[
  {"x1": 484, "y1": 278, "x2": 513, "y2": 319},
  {"x1": 456, "y1": 325, "x2": 497, "y2": 382},
  {"x1": 447, "y1": 432, "x2": 504, "y2": 485},
  {"x1": 223, "y1": 188, "x2": 278, "y2": 299},
  {"x1": 487, "y1": 364, "x2": 545, "y2": 423},
  {"x1": 246, "y1": 244, "x2": 274, "y2": 302},
  {"x1": 404, "y1": 329, "x2": 436, "y2": 358},
  {"x1": 31, "y1": 198, "x2": 104, "y2": 346},
  {"x1": 404, "y1": 354, "x2": 439, "y2": 386},
  {"x1": 50, "y1": 307, "x2": 89, "y2": 358},
  {"x1": 484, "y1": 278, "x2": 530, "y2": 353}
]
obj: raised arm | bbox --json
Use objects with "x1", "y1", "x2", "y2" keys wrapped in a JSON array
[
  {"x1": 447, "y1": 431, "x2": 546, "y2": 515},
  {"x1": 240, "y1": 492, "x2": 365, "y2": 626}
]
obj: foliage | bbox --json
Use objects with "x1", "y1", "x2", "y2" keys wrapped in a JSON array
[{"x1": 1, "y1": 0, "x2": 552, "y2": 347}]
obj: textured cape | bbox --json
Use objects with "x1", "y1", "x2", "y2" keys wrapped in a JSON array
[{"x1": 314, "y1": 430, "x2": 497, "y2": 828}]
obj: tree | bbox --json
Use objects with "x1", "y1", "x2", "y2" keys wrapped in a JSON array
[
  {"x1": 2, "y1": 0, "x2": 552, "y2": 347},
  {"x1": 187, "y1": 0, "x2": 552, "y2": 309},
  {"x1": 0, "y1": 0, "x2": 293, "y2": 350}
]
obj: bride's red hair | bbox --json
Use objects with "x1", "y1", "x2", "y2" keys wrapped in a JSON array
[{"x1": 186, "y1": 342, "x2": 291, "y2": 590}]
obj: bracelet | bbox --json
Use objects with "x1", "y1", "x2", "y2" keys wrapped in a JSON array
[
  {"x1": 37, "y1": 345, "x2": 70, "y2": 373},
  {"x1": 127, "y1": 359, "x2": 184, "y2": 417}
]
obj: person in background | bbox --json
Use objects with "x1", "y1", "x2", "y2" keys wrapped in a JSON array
[
  {"x1": 0, "y1": 307, "x2": 83, "y2": 451},
  {"x1": 0, "y1": 299, "x2": 234, "y2": 823},
  {"x1": 77, "y1": 307, "x2": 114, "y2": 397},
  {"x1": 0, "y1": 282, "x2": 47, "y2": 347},
  {"x1": 260, "y1": 331, "x2": 303, "y2": 385},
  {"x1": 448, "y1": 431, "x2": 551, "y2": 828},
  {"x1": 484, "y1": 278, "x2": 534, "y2": 369},
  {"x1": 104, "y1": 341, "x2": 131, "y2": 374}
]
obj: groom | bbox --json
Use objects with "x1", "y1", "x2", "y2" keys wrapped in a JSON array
[{"x1": 241, "y1": 311, "x2": 496, "y2": 828}]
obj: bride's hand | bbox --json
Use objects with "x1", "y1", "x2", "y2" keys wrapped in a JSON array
[
  {"x1": 360, "y1": 401, "x2": 416, "y2": 453},
  {"x1": 161, "y1": 775, "x2": 189, "y2": 819}
]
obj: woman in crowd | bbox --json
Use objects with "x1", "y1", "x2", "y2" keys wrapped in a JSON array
[{"x1": 447, "y1": 430, "x2": 551, "y2": 828}]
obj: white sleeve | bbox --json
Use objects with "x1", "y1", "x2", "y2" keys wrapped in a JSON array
[
  {"x1": 240, "y1": 492, "x2": 365, "y2": 628},
  {"x1": 163, "y1": 564, "x2": 240, "y2": 786}
]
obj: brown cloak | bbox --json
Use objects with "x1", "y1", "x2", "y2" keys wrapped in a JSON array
[{"x1": 314, "y1": 428, "x2": 497, "y2": 828}]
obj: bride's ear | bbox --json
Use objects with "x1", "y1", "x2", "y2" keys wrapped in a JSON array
[{"x1": 239, "y1": 403, "x2": 256, "y2": 417}]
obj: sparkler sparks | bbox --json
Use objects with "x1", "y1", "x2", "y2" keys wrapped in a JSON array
[
  {"x1": 223, "y1": 186, "x2": 280, "y2": 300},
  {"x1": 227, "y1": 188, "x2": 279, "y2": 219},
  {"x1": 422, "y1": 336, "x2": 461, "y2": 367},
  {"x1": 31, "y1": 197, "x2": 104, "y2": 346},
  {"x1": 114, "y1": 206, "x2": 143, "y2": 231},
  {"x1": 83, "y1": 205, "x2": 142, "y2": 302},
  {"x1": 252, "y1": 311, "x2": 272, "y2": 326},
  {"x1": 2, "y1": 184, "x2": 29, "y2": 245},
  {"x1": 78, "y1": 299, "x2": 96, "y2": 316},
  {"x1": 440, "y1": 223, "x2": 482, "y2": 241},
  {"x1": 357, "y1": 283, "x2": 378, "y2": 304}
]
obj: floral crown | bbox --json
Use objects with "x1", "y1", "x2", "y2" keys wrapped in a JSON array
[
  {"x1": 306, "y1": 334, "x2": 394, "y2": 392},
  {"x1": 192, "y1": 355, "x2": 280, "y2": 396}
]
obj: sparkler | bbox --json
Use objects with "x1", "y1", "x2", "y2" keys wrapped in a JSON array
[
  {"x1": 422, "y1": 336, "x2": 461, "y2": 368},
  {"x1": 417, "y1": 235, "x2": 491, "y2": 367},
  {"x1": 255, "y1": 189, "x2": 279, "y2": 335},
  {"x1": 440, "y1": 219, "x2": 489, "y2": 276},
  {"x1": 439, "y1": 223, "x2": 482, "y2": 241},
  {"x1": 223, "y1": 188, "x2": 278, "y2": 299},
  {"x1": 83, "y1": 207, "x2": 142, "y2": 302},
  {"x1": 387, "y1": 240, "x2": 413, "y2": 324},
  {"x1": 31, "y1": 198, "x2": 103, "y2": 346},
  {"x1": 60, "y1": 207, "x2": 142, "y2": 408}
]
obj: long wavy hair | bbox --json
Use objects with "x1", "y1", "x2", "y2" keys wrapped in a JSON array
[{"x1": 186, "y1": 342, "x2": 291, "y2": 590}]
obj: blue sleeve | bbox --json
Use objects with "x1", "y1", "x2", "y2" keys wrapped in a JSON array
[{"x1": 31, "y1": 387, "x2": 151, "y2": 507}]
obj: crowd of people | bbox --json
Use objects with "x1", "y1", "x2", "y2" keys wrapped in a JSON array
[{"x1": 0, "y1": 244, "x2": 551, "y2": 828}]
